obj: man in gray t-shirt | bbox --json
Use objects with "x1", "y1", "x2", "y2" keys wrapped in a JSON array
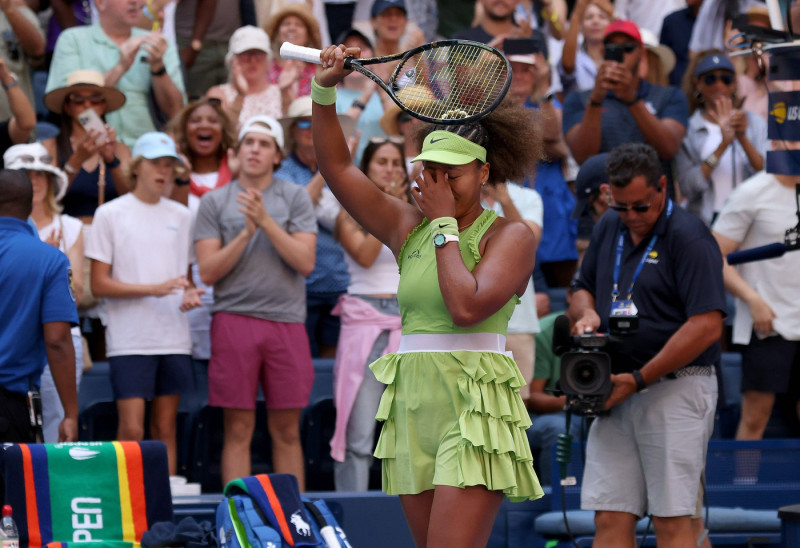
[{"x1": 194, "y1": 115, "x2": 317, "y2": 489}]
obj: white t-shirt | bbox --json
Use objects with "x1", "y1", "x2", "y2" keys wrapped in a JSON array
[
  {"x1": 712, "y1": 171, "x2": 800, "y2": 343},
  {"x1": 699, "y1": 120, "x2": 750, "y2": 215},
  {"x1": 346, "y1": 244, "x2": 400, "y2": 295},
  {"x1": 484, "y1": 184, "x2": 544, "y2": 334},
  {"x1": 37, "y1": 214, "x2": 83, "y2": 255},
  {"x1": 37, "y1": 214, "x2": 83, "y2": 336},
  {"x1": 188, "y1": 171, "x2": 219, "y2": 215},
  {"x1": 86, "y1": 194, "x2": 193, "y2": 356}
]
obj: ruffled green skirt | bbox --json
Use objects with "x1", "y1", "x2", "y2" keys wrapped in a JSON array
[{"x1": 370, "y1": 350, "x2": 544, "y2": 501}]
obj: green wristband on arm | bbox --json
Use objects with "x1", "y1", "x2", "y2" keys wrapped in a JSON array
[{"x1": 311, "y1": 77, "x2": 337, "y2": 106}]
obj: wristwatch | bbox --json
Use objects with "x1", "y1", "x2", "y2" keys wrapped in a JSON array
[
  {"x1": 704, "y1": 153, "x2": 720, "y2": 170},
  {"x1": 191, "y1": 39, "x2": 202, "y2": 52},
  {"x1": 631, "y1": 369, "x2": 648, "y2": 392},
  {"x1": 1, "y1": 73, "x2": 18, "y2": 91},
  {"x1": 433, "y1": 233, "x2": 459, "y2": 248}
]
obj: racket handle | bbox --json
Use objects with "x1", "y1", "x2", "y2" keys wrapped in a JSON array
[{"x1": 280, "y1": 42, "x2": 323, "y2": 64}]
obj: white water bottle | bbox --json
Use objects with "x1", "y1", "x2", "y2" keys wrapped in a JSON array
[{"x1": 0, "y1": 505, "x2": 18, "y2": 548}]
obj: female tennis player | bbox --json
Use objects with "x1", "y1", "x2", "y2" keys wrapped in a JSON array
[{"x1": 312, "y1": 44, "x2": 544, "y2": 547}]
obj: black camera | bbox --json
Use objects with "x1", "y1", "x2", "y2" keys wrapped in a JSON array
[
  {"x1": 560, "y1": 334, "x2": 613, "y2": 416},
  {"x1": 553, "y1": 316, "x2": 613, "y2": 417}
]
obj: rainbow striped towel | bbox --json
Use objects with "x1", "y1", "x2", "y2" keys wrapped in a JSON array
[{"x1": 2, "y1": 441, "x2": 173, "y2": 548}]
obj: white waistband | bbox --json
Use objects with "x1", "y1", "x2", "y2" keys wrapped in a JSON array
[{"x1": 397, "y1": 333, "x2": 508, "y2": 354}]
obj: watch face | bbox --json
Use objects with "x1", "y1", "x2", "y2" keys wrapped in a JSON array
[{"x1": 433, "y1": 233, "x2": 446, "y2": 247}]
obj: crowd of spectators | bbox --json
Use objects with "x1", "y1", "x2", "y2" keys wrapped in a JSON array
[{"x1": 0, "y1": 0, "x2": 798, "y2": 493}]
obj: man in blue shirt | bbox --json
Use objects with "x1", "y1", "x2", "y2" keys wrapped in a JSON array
[
  {"x1": 563, "y1": 19, "x2": 688, "y2": 196},
  {"x1": 0, "y1": 169, "x2": 78, "y2": 443},
  {"x1": 568, "y1": 143, "x2": 725, "y2": 547}
]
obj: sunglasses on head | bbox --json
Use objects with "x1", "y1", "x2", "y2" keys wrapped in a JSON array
[
  {"x1": 16, "y1": 154, "x2": 54, "y2": 165},
  {"x1": 68, "y1": 94, "x2": 106, "y2": 105},
  {"x1": 702, "y1": 72, "x2": 734, "y2": 86},
  {"x1": 607, "y1": 187, "x2": 661, "y2": 213},
  {"x1": 369, "y1": 135, "x2": 405, "y2": 145},
  {"x1": 295, "y1": 119, "x2": 312, "y2": 130}
]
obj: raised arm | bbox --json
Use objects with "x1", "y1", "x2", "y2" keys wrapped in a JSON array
[
  {"x1": 313, "y1": 45, "x2": 422, "y2": 256},
  {"x1": 336, "y1": 209, "x2": 384, "y2": 268},
  {"x1": 3, "y1": 0, "x2": 45, "y2": 59},
  {"x1": 0, "y1": 57, "x2": 35, "y2": 144}
]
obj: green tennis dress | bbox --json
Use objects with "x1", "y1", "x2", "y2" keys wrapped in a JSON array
[{"x1": 370, "y1": 209, "x2": 544, "y2": 501}]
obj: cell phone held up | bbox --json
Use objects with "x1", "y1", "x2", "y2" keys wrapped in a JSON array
[
  {"x1": 77, "y1": 108, "x2": 108, "y2": 145},
  {"x1": 604, "y1": 43, "x2": 625, "y2": 63}
]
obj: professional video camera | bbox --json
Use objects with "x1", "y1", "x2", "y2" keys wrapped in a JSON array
[{"x1": 552, "y1": 315, "x2": 613, "y2": 417}]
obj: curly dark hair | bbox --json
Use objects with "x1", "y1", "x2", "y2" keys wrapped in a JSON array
[
  {"x1": 413, "y1": 97, "x2": 541, "y2": 184},
  {"x1": 606, "y1": 142, "x2": 662, "y2": 189},
  {"x1": 170, "y1": 97, "x2": 237, "y2": 163}
]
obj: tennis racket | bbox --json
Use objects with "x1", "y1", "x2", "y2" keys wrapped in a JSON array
[{"x1": 280, "y1": 40, "x2": 512, "y2": 125}]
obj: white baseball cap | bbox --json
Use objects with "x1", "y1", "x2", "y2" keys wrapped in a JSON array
[{"x1": 238, "y1": 115, "x2": 285, "y2": 150}]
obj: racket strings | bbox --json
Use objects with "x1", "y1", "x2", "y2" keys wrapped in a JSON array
[{"x1": 394, "y1": 44, "x2": 509, "y2": 122}]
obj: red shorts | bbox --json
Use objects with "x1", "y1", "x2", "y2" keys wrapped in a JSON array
[{"x1": 208, "y1": 313, "x2": 314, "y2": 410}]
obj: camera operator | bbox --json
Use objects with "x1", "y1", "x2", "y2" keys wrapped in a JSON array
[{"x1": 568, "y1": 142, "x2": 726, "y2": 547}]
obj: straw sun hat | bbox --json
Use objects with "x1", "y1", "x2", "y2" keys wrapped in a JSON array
[{"x1": 43, "y1": 69, "x2": 126, "y2": 114}]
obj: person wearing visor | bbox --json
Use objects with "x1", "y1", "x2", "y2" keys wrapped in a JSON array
[
  {"x1": 4, "y1": 143, "x2": 83, "y2": 444},
  {"x1": 676, "y1": 50, "x2": 767, "y2": 226},
  {"x1": 86, "y1": 132, "x2": 200, "y2": 475},
  {"x1": 568, "y1": 142, "x2": 725, "y2": 547},
  {"x1": 312, "y1": 44, "x2": 544, "y2": 547}
]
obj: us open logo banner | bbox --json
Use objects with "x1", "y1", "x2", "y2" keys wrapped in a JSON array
[
  {"x1": 766, "y1": 47, "x2": 800, "y2": 176},
  {"x1": 767, "y1": 91, "x2": 800, "y2": 140}
]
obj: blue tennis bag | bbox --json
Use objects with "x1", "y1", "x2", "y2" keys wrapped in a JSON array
[{"x1": 216, "y1": 473, "x2": 352, "y2": 548}]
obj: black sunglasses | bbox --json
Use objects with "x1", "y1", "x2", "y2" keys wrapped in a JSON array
[
  {"x1": 68, "y1": 94, "x2": 106, "y2": 105},
  {"x1": 606, "y1": 42, "x2": 638, "y2": 55},
  {"x1": 607, "y1": 187, "x2": 661, "y2": 213},
  {"x1": 702, "y1": 72, "x2": 734, "y2": 86}
]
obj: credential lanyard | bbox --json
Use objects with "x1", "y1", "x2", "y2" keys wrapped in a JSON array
[{"x1": 612, "y1": 199, "x2": 673, "y2": 302}]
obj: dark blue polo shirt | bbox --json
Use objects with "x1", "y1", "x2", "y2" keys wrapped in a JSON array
[
  {"x1": 562, "y1": 81, "x2": 689, "y2": 156},
  {"x1": 574, "y1": 202, "x2": 726, "y2": 374},
  {"x1": 0, "y1": 217, "x2": 78, "y2": 394},
  {"x1": 563, "y1": 81, "x2": 688, "y2": 199}
]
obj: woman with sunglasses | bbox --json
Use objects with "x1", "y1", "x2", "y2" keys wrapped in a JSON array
[
  {"x1": 676, "y1": 50, "x2": 767, "y2": 226},
  {"x1": 4, "y1": 143, "x2": 84, "y2": 443},
  {"x1": 313, "y1": 44, "x2": 544, "y2": 547},
  {"x1": 42, "y1": 70, "x2": 131, "y2": 224},
  {"x1": 330, "y1": 138, "x2": 409, "y2": 492}
]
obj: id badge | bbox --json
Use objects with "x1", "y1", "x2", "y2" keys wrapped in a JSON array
[{"x1": 610, "y1": 299, "x2": 638, "y2": 317}]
